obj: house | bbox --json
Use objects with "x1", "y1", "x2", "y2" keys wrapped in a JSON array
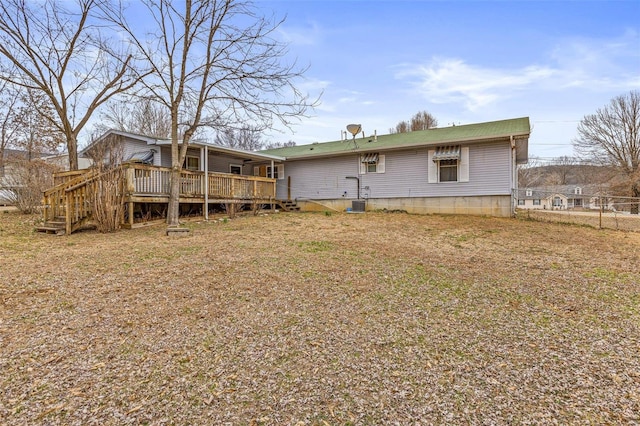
[
  {"x1": 260, "y1": 117, "x2": 530, "y2": 217},
  {"x1": 517, "y1": 185, "x2": 614, "y2": 211},
  {"x1": 43, "y1": 152, "x2": 92, "y2": 171},
  {"x1": 0, "y1": 149, "x2": 63, "y2": 206},
  {"x1": 39, "y1": 118, "x2": 530, "y2": 233}
]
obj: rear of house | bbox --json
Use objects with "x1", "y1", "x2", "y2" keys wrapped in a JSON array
[{"x1": 261, "y1": 117, "x2": 530, "y2": 217}]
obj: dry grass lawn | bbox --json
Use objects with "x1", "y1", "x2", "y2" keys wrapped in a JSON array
[{"x1": 1, "y1": 210, "x2": 639, "y2": 425}]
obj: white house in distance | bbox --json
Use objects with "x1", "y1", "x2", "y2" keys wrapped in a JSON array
[
  {"x1": 516, "y1": 185, "x2": 614, "y2": 211},
  {"x1": 261, "y1": 117, "x2": 530, "y2": 217}
]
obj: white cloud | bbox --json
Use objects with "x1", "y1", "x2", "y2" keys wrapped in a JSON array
[
  {"x1": 276, "y1": 21, "x2": 322, "y2": 46},
  {"x1": 394, "y1": 32, "x2": 640, "y2": 113},
  {"x1": 395, "y1": 58, "x2": 555, "y2": 111}
]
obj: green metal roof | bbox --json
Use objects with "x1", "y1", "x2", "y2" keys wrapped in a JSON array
[{"x1": 261, "y1": 117, "x2": 530, "y2": 160}]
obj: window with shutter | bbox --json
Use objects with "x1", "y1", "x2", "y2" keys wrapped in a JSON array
[
  {"x1": 360, "y1": 153, "x2": 384, "y2": 174},
  {"x1": 429, "y1": 146, "x2": 469, "y2": 183}
]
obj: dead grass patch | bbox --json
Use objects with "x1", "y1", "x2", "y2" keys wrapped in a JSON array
[{"x1": 1, "y1": 211, "x2": 639, "y2": 424}]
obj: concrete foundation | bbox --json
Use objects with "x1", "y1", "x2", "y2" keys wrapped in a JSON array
[{"x1": 296, "y1": 195, "x2": 512, "y2": 217}]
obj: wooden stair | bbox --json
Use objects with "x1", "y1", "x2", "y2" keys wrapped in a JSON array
[
  {"x1": 278, "y1": 199, "x2": 300, "y2": 212},
  {"x1": 36, "y1": 217, "x2": 67, "y2": 235},
  {"x1": 39, "y1": 169, "x2": 99, "y2": 235}
]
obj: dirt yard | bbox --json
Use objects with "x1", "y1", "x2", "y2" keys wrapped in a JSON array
[{"x1": 1, "y1": 211, "x2": 639, "y2": 425}]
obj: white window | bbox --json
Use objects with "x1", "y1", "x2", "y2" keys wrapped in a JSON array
[
  {"x1": 439, "y1": 159, "x2": 458, "y2": 182},
  {"x1": 428, "y1": 146, "x2": 469, "y2": 183},
  {"x1": 253, "y1": 164, "x2": 284, "y2": 179},
  {"x1": 359, "y1": 153, "x2": 385, "y2": 174},
  {"x1": 526, "y1": 189, "x2": 533, "y2": 197},
  {"x1": 518, "y1": 199, "x2": 525, "y2": 206},
  {"x1": 266, "y1": 164, "x2": 285, "y2": 179},
  {"x1": 229, "y1": 164, "x2": 242, "y2": 175},
  {"x1": 184, "y1": 155, "x2": 200, "y2": 171},
  {"x1": 533, "y1": 199, "x2": 541, "y2": 205}
]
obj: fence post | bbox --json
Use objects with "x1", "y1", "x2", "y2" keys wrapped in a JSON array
[{"x1": 599, "y1": 196, "x2": 603, "y2": 229}]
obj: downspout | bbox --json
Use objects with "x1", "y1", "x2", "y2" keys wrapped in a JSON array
[
  {"x1": 510, "y1": 135, "x2": 517, "y2": 216},
  {"x1": 204, "y1": 146, "x2": 209, "y2": 221},
  {"x1": 346, "y1": 176, "x2": 360, "y2": 199}
]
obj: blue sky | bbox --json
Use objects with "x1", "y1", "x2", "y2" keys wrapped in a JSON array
[{"x1": 256, "y1": 0, "x2": 640, "y2": 159}]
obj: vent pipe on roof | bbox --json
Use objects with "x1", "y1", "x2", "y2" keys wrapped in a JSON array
[{"x1": 374, "y1": 130, "x2": 377, "y2": 141}]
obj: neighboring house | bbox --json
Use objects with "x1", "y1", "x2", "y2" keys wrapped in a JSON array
[
  {"x1": 43, "y1": 153, "x2": 93, "y2": 171},
  {"x1": 1, "y1": 149, "x2": 61, "y2": 205},
  {"x1": 260, "y1": 117, "x2": 530, "y2": 217},
  {"x1": 517, "y1": 185, "x2": 614, "y2": 211}
]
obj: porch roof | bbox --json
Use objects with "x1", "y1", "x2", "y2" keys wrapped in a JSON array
[
  {"x1": 178, "y1": 140, "x2": 285, "y2": 162},
  {"x1": 80, "y1": 129, "x2": 285, "y2": 163}
]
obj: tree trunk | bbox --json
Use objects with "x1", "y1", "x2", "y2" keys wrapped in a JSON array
[
  {"x1": 68, "y1": 134, "x2": 79, "y2": 171},
  {"x1": 631, "y1": 182, "x2": 639, "y2": 215},
  {"x1": 167, "y1": 167, "x2": 181, "y2": 226}
]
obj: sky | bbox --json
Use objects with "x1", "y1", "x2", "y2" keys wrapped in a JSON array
[{"x1": 254, "y1": 0, "x2": 640, "y2": 160}]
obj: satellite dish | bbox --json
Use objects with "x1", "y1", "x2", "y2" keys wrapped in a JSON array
[{"x1": 346, "y1": 124, "x2": 362, "y2": 137}]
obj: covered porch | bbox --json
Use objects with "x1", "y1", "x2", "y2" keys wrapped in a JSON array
[
  {"x1": 41, "y1": 164, "x2": 278, "y2": 234},
  {"x1": 41, "y1": 137, "x2": 286, "y2": 233}
]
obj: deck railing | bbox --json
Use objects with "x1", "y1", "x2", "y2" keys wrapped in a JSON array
[
  {"x1": 124, "y1": 163, "x2": 276, "y2": 200},
  {"x1": 44, "y1": 163, "x2": 276, "y2": 233},
  {"x1": 43, "y1": 169, "x2": 98, "y2": 223},
  {"x1": 123, "y1": 163, "x2": 276, "y2": 200}
]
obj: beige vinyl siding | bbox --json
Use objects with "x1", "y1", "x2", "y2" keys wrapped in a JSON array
[
  {"x1": 207, "y1": 153, "x2": 250, "y2": 174},
  {"x1": 279, "y1": 140, "x2": 512, "y2": 200},
  {"x1": 160, "y1": 146, "x2": 172, "y2": 167},
  {"x1": 275, "y1": 156, "x2": 359, "y2": 200},
  {"x1": 360, "y1": 142, "x2": 510, "y2": 198}
]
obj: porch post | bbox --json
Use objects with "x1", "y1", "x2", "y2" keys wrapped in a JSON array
[
  {"x1": 204, "y1": 146, "x2": 209, "y2": 221},
  {"x1": 270, "y1": 160, "x2": 274, "y2": 178}
]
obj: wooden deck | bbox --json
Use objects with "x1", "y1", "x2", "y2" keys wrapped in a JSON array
[{"x1": 41, "y1": 163, "x2": 277, "y2": 234}]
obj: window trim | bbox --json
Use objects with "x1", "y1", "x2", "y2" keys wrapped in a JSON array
[
  {"x1": 359, "y1": 153, "x2": 385, "y2": 174},
  {"x1": 185, "y1": 155, "x2": 200, "y2": 171},
  {"x1": 229, "y1": 164, "x2": 242, "y2": 175},
  {"x1": 428, "y1": 146, "x2": 469, "y2": 183},
  {"x1": 253, "y1": 163, "x2": 284, "y2": 180}
]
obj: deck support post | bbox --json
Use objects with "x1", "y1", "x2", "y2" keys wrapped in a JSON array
[{"x1": 128, "y1": 201, "x2": 134, "y2": 228}]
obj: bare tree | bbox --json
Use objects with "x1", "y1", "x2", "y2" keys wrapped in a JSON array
[
  {"x1": 1, "y1": 157, "x2": 58, "y2": 213},
  {"x1": 96, "y1": 97, "x2": 172, "y2": 138},
  {"x1": 86, "y1": 136, "x2": 125, "y2": 232},
  {"x1": 574, "y1": 91, "x2": 640, "y2": 213},
  {"x1": 546, "y1": 156, "x2": 576, "y2": 185},
  {"x1": 215, "y1": 127, "x2": 263, "y2": 151},
  {"x1": 104, "y1": 0, "x2": 316, "y2": 227},
  {"x1": 12, "y1": 89, "x2": 65, "y2": 158},
  {"x1": 0, "y1": 80, "x2": 20, "y2": 176},
  {"x1": 263, "y1": 140, "x2": 296, "y2": 150},
  {"x1": 0, "y1": 0, "x2": 145, "y2": 170},
  {"x1": 389, "y1": 110, "x2": 438, "y2": 134},
  {"x1": 517, "y1": 155, "x2": 541, "y2": 188}
]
